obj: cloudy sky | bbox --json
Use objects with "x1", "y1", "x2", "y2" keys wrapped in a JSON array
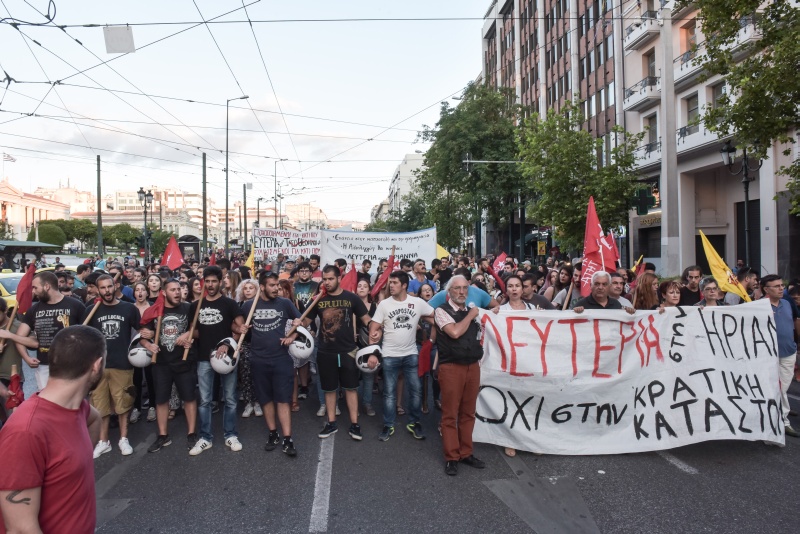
[{"x1": 0, "y1": 0, "x2": 488, "y2": 222}]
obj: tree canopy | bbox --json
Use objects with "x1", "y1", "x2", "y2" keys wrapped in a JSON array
[
  {"x1": 690, "y1": 0, "x2": 800, "y2": 213},
  {"x1": 517, "y1": 103, "x2": 644, "y2": 251},
  {"x1": 28, "y1": 224, "x2": 66, "y2": 248}
]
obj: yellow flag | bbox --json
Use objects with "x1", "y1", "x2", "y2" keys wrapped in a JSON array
[
  {"x1": 436, "y1": 243, "x2": 449, "y2": 259},
  {"x1": 244, "y1": 247, "x2": 255, "y2": 271},
  {"x1": 630, "y1": 254, "x2": 644, "y2": 271},
  {"x1": 698, "y1": 230, "x2": 751, "y2": 302}
]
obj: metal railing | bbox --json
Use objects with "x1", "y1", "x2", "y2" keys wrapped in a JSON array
[
  {"x1": 677, "y1": 125, "x2": 700, "y2": 138},
  {"x1": 624, "y1": 76, "x2": 660, "y2": 99},
  {"x1": 625, "y1": 11, "x2": 659, "y2": 37},
  {"x1": 674, "y1": 41, "x2": 705, "y2": 65}
]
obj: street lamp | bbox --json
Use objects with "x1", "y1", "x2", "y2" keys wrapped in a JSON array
[
  {"x1": 274, "y1": 158, "x2": 287, "y2": 228},
  {"x1": 720, "y1": 140, "x2": 762, "y2": 268},
  {"x1": 226, "y1": 95, "x2": 249, "y2": 256},
  {"x1": 137, "y1": 187, "x2": 153, "y2": 262}
]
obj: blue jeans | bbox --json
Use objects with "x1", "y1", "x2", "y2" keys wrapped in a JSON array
[
  {"x1": 382, "y1": 354, "x2": 421, "y2": 427},
  {"x1": 359, "y1": 371, "x2": 375, "y2": 405},
  {"x1": 197, "y1": 361, "x2": 238, "y2": 441}
]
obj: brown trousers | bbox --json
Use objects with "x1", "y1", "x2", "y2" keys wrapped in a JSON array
[{"x1": 438, "y1": 361, "x2": 480, "y2": 461}]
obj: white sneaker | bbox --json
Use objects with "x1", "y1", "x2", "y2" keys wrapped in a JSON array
[
  {"x1": 242, "y1": 403, "x2": 254, "y2": 418},
  {"x1": 129, "y1": 408, "x2": 141, "y2": 424},
  {"x1": 189, "y1": 438, "x2": 213, "y2": 456},
  {"x1": 225, "y1": 436, "x2": 243, "y2": 452},
  {"x1": 253, "y1": 403, "x2": 263, "y2": 417},
  {"x1": 93, "y1": 440, "x2": 112, "y2": 459},
  {"x1": 118, "y1": 437, "x2": 133, "y2": 456},
  {"x1": 316, "y1": 405, "x2": 326, "y2": 417},
  {"x1": 147, "y1": 407, "x2": 156, "y2": 422}
]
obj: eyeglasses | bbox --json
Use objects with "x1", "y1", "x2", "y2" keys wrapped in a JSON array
[{"x1": 703, "y1": 287, "x2": 719, "y2": 292}]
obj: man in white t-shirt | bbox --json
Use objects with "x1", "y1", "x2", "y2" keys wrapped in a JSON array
[{"x1": 369, "y1": 271, "x2": 434, "y2": 442}]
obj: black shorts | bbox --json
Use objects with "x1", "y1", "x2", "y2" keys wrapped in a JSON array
[
  {"x1": 151, "y1": 362, "x2": 197, "y2": 405},
  {"x1": 317, "y1": 350, "x2": 360, "y2": 392},
  {"x1": 251, "y1": 357, "x2": 294, "y2": 405}
]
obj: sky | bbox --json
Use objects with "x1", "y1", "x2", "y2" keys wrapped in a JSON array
[{"x1": 0, "y1": 0, "x2": 489, "y2": 223}]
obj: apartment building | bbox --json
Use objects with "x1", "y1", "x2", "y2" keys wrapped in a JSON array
[{"x1": 620, "y1": 0, "x2": 798, "y2": 277}]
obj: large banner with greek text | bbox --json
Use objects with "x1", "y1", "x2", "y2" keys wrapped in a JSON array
[
  {"x1": 252, "y1": 228, "x2": 320, "y2": 262},
  {"x1": 320, "y1": 227, "x2": 437, "y2": 265},
  {"x1": 473, "y1": 300, "x2": 784, "y2": 454}
]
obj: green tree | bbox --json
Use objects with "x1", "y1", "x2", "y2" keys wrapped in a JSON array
[
  {"x1": 0, "y1": 220, "x2": 14, "y2": 240},
  {"x1": 689, "y1": 0, "x2": 800, "y2": 212},
  {"x1": 364, "y1": 192, "x2": 429, "y2": 233},
  {"x1": 517, "y1": 103, "x2": 644, "y2": 251},
  {"x1": 106, "y1": 223, "x2": 140, "y2": 251},
  {"x1": 150, "y1": 228, "x2": 177, "y2": 256},
  {"x1": 28, "y1": 224, "x2": 66, "y2": 248},
  {"x1": 71, "y1": 219, "x2": 97, "y2": 251},
  {"x1": 416, "y1": 83, "x2": 527, "y2": 250}
]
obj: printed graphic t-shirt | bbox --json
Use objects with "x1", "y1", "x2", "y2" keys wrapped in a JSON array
[
  {"x1": 190, "y1": 296, "x2": 243, "y2": 362},
  {"x1": 22, "y1": 298, "x2": 87, "y2": 365},
  {"x1": 306, "y1": 291, "x2": 368, "y2": 354},
  {"x1": 241, "y1": 297, "x2": 300, "y2": 361},
  {"x1": 86, "y1": 301, "x2": 141, "y2": 369},
  {"x1": 144, "y1": 303, "x2": 195, "y2": 365},
  {"x1": 371, "y1": 296, "x2": 434, "y2": 357}
]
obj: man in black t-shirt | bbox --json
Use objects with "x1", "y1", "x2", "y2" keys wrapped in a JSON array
[
  {"x1": 304, "y1": 265, "x2": 371, "y2": 441},
  {"x1": 139, "y1": 279, "x2": 198, "y2": 454},
  {"x1": 678, "y1": 265, "x2": 703, "y2": 307},
  {"x1": 16, "y1": 272, "x2": 86, "y2": 391},
  {"x1": 242, "y1": 272, "x2": 301, "y2": 456},
  {"x1": 292, "y1": 262, "x2": 319, "y2": 401},
  {"x1": 190, "y1": 266, "x2": 245, "y2": 456},
  {"x1": 86, "y1": 274, "x2": 141, "y2": 459}
]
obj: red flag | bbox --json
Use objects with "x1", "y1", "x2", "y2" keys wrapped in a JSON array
[
  {"x1": 140, "y1": 291, "x2": 165, "y2": 326},
  {"x1": 492, "y1": 252, "x2": 507, "y2": 273},
  {"x1": 485, "y1": 262, "x2": 506, "y2": 295},
  {"x1": 209, "y1": 253, "x2": 217, "y2": 266},
  {"x1": 580, "y1": 197, "x2": 611, "y2": 297},
  {"x1": 340, "y1": 262, "x2": 357, "y2": 293},
  {"x1": 601, "y1": 231, "x2": 620, "y2": 268},
  {"x1": 370, "y1": 255, "x2": 395, "y2": 299},
  {"x1": 417, "y1": 339, "x2": 432, "y2": 377},
  {"x1": 5, "y1": 368, "x2": 23, "y2": 409},
  {"x1": 161, "y1": 236, "x2": 183, "y2": 270},
  {"x1": 15, "y1": 263, "x2": 37, "y2": 314}
]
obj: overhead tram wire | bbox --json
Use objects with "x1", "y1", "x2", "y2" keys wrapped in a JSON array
[
  {"x1": 240, "y1": 0, "x2": 304, "y2": 181},
  {"x1": 0, "y1": 0, "x2": 94, "y2": 150},
  {"x1": 10, "y1": 81, "x2": 421, "y2": 133},
  {"x1": 29, "y1": 15, "x2": 259, "y2": 177},
  {"x1": 192, "y1": 0, "x2": 287, "y2": 180}
]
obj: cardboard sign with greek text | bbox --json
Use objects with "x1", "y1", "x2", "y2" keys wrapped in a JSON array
[
  {"x1": 252, "y1": 228, "x2": 320, "y2": 262},
  {"x1": 473, "y1": 299, "x2": 784, "y2": 454}
]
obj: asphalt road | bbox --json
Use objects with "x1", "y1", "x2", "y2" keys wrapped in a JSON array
[{"x1": 79, "y1": 375, "x2": 800, "y2": 534}]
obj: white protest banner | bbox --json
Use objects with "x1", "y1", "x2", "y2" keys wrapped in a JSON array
[
  {"x1": 320, "y1": 227, "x2": 437, "y2": 265},
  {"x1": 252, "y1": 228, "x2": 320, "y2": 262},
  {"x1": 473, "y1": 299, "x2": 783, "y2": 455}
]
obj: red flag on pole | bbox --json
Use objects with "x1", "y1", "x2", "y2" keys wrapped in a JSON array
[
  {"x1": 580, "y1": 197, "x2": 616, "y2": 297},
  {"x1": 340, "y1": 262, "x2": 357, "y2": 293},
  {"x1": 209, "y1": 252, "x2": 217, "y2": 266},
  {"x1": 492, "y1": 252, "x2": 507, "y2": 273},
  {"x1": 485, "y1": 262, "x2": 506, "y2": 295},
  {"x1": 140, "y1": 291, "x2": 165, "y2": 326},
  {"x1": 5, "y1": 365, "x2": 23, "y2": 409},
  {"x1": 15, "y1": 263, "x2": 37, "y2": 315},
  {"x1": 370, "y1": 253, "x2": 395, "y2": 299},
  {"x1": 161, "y1": 236, "x2": 183, "y2": 270}
]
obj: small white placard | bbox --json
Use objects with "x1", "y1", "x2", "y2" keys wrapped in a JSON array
[{"x1": 103, "y1": 26, "x2": 136, "y2": 54}]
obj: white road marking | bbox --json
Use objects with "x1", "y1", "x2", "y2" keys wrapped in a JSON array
[
  {"x1": 657, "y1": 451, "x2": 699, "y2": 475},
  {"x1": 309, "y1": 436, "x2": 335, "y2": 533}
]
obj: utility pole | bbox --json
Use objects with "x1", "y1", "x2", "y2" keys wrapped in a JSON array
[
  {"x1": 243, "y1": 183, "x2": 248, "y2": 253},
  {"x1": 96, "y1": 155, "x2": 103, "y2": 255},
  {"x1": 202, "y1": 153, "x2": 207, "y2": 257}
]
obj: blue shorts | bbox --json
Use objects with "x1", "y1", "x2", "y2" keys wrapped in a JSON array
[{"x1": 251, "y1": 356, "x2": 294, "y2": 405}]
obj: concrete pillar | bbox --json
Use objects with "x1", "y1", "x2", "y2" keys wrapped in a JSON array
[
  {"x1": 659, "y1": 9, "x2": 681, "y2": 275},
  {"x1": 569, "y1": 0, "x2": 580, "y2": 104},
  {"x1": 537, "y1": 0, "x2": 547, "y2": 112},
  {"x1": 758, "y1": 146, "x2": 777, "y2": 274}
]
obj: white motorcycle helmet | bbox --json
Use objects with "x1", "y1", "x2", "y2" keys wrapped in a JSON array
[
  {"x1": 128, "y1": 334, "x2": 152, "y2": 368},
  {"x1": 209, "y1": 337, "x2": 239, "y2": 375},
  {"x1": 356, "y1": 345, "x2": 383, "y2": 374},
  {"x1": 288, "y1": 326, "x2": 315, "y2": 368}
]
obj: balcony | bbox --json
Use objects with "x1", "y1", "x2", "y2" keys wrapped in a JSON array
[
  {"x1": 673, "y1": 43, "x2": 705, "y2": 90},
  {"x1": 675, "y1": 124, "x2": 724, "y2": 153},
  {"x1": 659, "y1": 0, "x2": 692, "y2": 19},
  {"x1": 623, "y1": 11, "x2": 660, "y2": 51},
  {"x1": 724, "y1": 15, "x2": 762, "y2": 60},
  {"x1": 634, "y1": 138, "x2": 662, "y2": 168},
  {"x1": 623, "y1": 76, "x2": 661, "y2": 111}
]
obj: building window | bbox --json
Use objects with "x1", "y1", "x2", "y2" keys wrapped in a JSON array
[
  {"x1": 607, "y1": 80, "x2": 615, "y2": 106},
  {"x1": 684, "y1": 93, "x2": 700, "y2": 135},
  {"x1": 644, "y1": 49, "x2": 656, "y2": 78},
  {"x1": 646, "y1": 114, "x2": 659, "y2": 147},
  {"x1": 682, "y1": 19, "x2": 697, "y2": 54},
  {"x1": 712, "y1": 82, "x2": 727, "y2": 109}
]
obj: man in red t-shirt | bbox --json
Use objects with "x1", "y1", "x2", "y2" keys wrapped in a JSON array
[{"x1": 0, "y1": 325, "x2": 104, "y2": 534}]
